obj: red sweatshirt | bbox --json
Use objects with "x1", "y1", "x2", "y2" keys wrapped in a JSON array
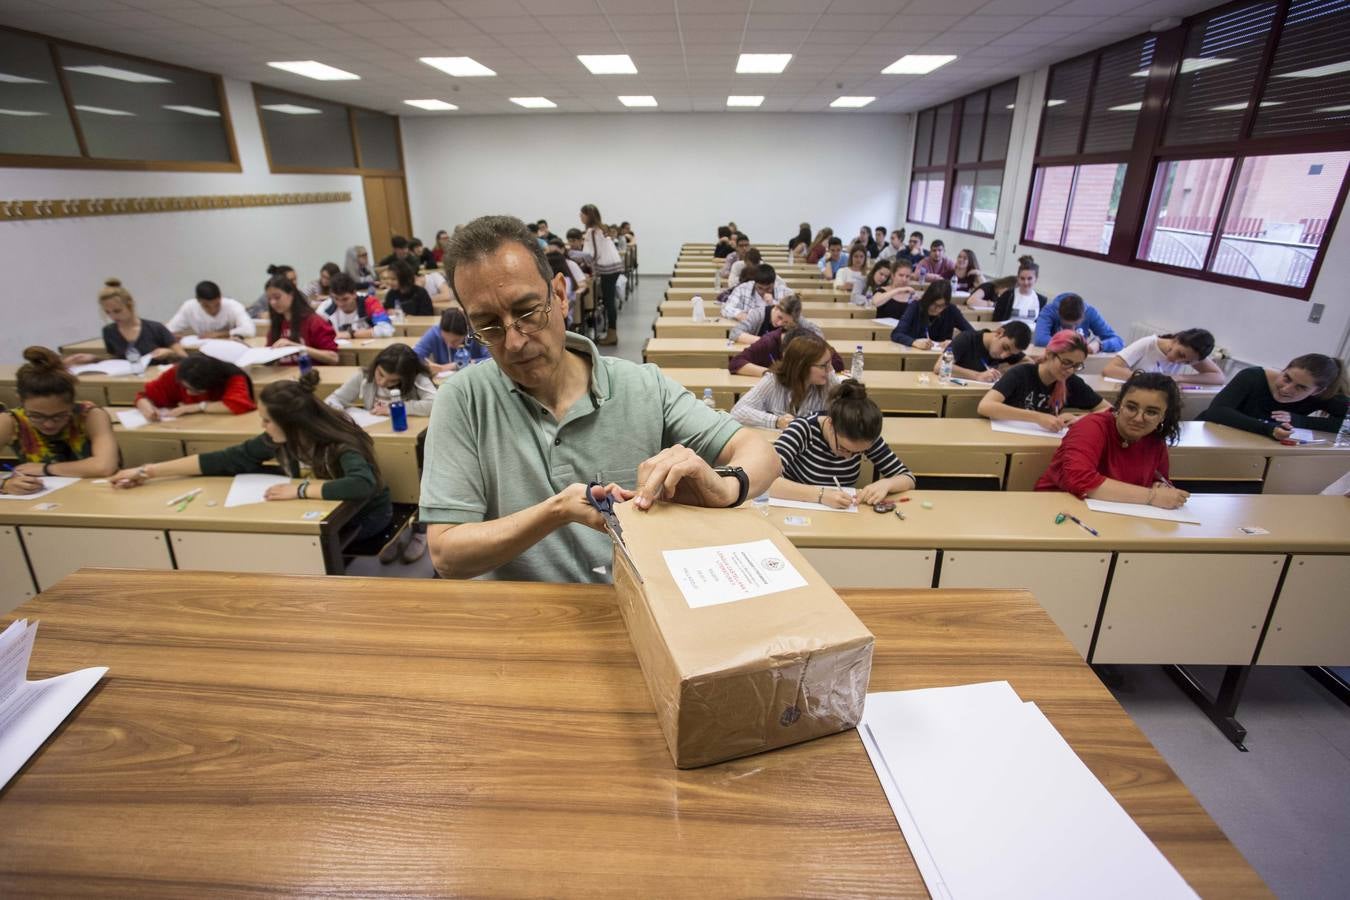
[
  {"x1": 269, "y1": 314, "x2": 339, "y2": 363},
  {"x1": 1035, "y1": 409, "x2": 1170, "y2": 497},
  {"x1": 136, "y1": 367, "x2": 256, "y2": 414}
]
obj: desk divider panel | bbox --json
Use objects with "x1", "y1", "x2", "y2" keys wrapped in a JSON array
[
  {"x1": 171, "y1": 531, "x2": 327, "y2": 576},
  {"x1": 1006, "y1": 451, "x2": 1057, "y2": 491},
  {"x1": 118, "y1": 435, "x2": 188, "y2": 468},
  {"x1": 1264, "y1": 455, "x2": 1350, "y2": 494},
  {"x1": 1169, "y1": 453, "x2": 1266, "y2": 482},
  {"x1": 798, "y1": 548, "x2": 936, "y2": 589},
  {"x1": 0, "y1": 526, "x2": 37, "y2": 615},
  {"x1": 373, "y1": 443, "x2": 420, "y2": 504},
  {"x1": 21, "y1": 526, "x2": 173, "y2": 591},
  {"x1": 1257, "y1": 555, "x2": 1350, "y2": 665}
]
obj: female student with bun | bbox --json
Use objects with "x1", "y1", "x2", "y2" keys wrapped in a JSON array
[
  {"x1": 771, "y1": 381, "x2": 915, "y2": 509},
  {"x1": 111, "y1": 372, "x2": 392, "y2": 541},
  {"x1": 0, "y1": 347, "x2": 118, "y2": 494},
  {"x1": 326, "y1": 344, "x2": 437, "y2": 417},
  {"x1": 1199, "y1": 353, "x2": 1347, "y2": 440},
  {"x1": 249, "y1": 264, "x2": 298, "y2": 317},
  {"x1": 65, "y1": 279, "x2": 184, "y2": 366},
  {"x1": 936, "y1": 321, "x2": 1032, "y2": 383},
  {"x1": 134, "y1": 355, "x2": 256, "y2": 421},
  {"x1": 977, "y1": 330, "x2": 1111, "y2": 432},
  {"x1": 731, "y1": 334, "x2": 840, "y2": 430},
  {"x1": 1102, "y1": 329, "x2": 1224, "y2": 385},
  {"x1": 1037, "y1": 371, "x2": 1190, "y2": 509},
  {"x1": 266, "y1": 275, "x2": 339, "y2": 365},
  {"x1": 890, "y1": 280, "x2": 974, "y2": 349}
]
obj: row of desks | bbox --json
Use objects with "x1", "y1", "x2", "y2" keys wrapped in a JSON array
[
  {"x1": 57, "y1": 334, "x2": 428, "y2": 369},
  {"x1": 652, "y1": 313, "x2": 994, "y2": 341}
]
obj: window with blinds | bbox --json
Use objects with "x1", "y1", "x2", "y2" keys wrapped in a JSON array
[
  {"x1": 1254, "y1": 0, "x2": 1350, "y2": 136},
  {"x1": 253, "y1": 86, "x2": 404, "y2": 174}
]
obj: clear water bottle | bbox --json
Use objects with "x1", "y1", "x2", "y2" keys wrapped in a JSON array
[
  {"x1": 298, "y1": 350, "x2": 312, "y2": 375},
  {"x1": 702, "y1": 387, "x2": 716, "y2": 409},
  {"x1": 389, "y1": 388, "x2": 408, "y2": 432},
  {"x1": 1336, "y1": 413, "x2": 1350, "y2": 447},
  {"x1": 691, "y1": 295, "x2": 707, "y2": 322},
  {"x1": 125, "y1": 346, "x2": 141, "y2": 365},
  {"x1": 851, "y1": 345, "x2": 865, "y2": 382},
  {"x1": 938, "y1": 348, "x2": 954, "y2": 384}
]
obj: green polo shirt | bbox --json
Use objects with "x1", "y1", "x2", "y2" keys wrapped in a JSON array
[{"x1": 420, "y1": 332, "x2": 741, "y2": 583}]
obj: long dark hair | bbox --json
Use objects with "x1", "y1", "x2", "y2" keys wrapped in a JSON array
[
  {"x1": 175, "y1": 355, "x2": 254, "y2": 402},
  {"x1": 1159, "y1": 328, "x2": 1215, "y2": 361},
  {"x1": 828, "y1": 380, "x2": 882, "y2": 443},
  {"x1": 17, "y1": 346, "x2": 77, "y2": 402},
  {"x1": 259, "y1": 372, "x2": 382, "y2": 487},
  {"x1": 580, "y1": 203, "x2": 603, "y2": 228},
  {"x1": 917, "y1": 280, "x2": 953, "y2": 319},
  {"x1": 1119, "y1": 371, "x2": 1182, "y2": 445},
  {"x1": 365, "y1": 343, "x2": 429, "y2": 396},
  {"x1": 266, "y1": 275, "x2": 312, "y2": 342},
  {"x1": 1287, "y1": 353, "x2": 1346, "y2": 398}
]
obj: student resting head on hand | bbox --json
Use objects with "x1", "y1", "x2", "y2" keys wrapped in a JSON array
[
  {"x1": 134, "y1": 354, "x2": 256, "y2": 421},
  {"x1": 1103, "y1": 328, "x2": 1224, "y2": 385}
]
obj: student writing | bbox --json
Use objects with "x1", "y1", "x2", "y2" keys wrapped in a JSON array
[
  {"x1": 326, "y1": 344, "x2": 437, "y2": 417},
  {"x1": 266, "y1": 274, "x2": 339, "y2": 364},
  {"x1": 317, "y1": 272, "x2": 394, "y2": 339},
  {"x1": 65, "y1": 278, "x2": 184, "y2": 366},
  {"x1": 383, "y1": 261, "x2": 435, "y2": 316},
  {"x1": 731, "y1": 334, "x2": 841, "y2": 430},
  {"x1": 890, "y1": 280, "x2": 974, "y2": 349},
  {"x1": 134, "y1": 355, "x2": 257, "y2": 420},
  {"x1": 415, "y1": 307, "x2": 490, "y2": 375},
  {"x1": 1198, "y1": 353, "x2": 1347, "y2": 440},
  {"x1": 730, "y1": 325, "x2": 844, "y2": 378},
  {"x1": 166, "y1": 280, "x2": 256, "y2": 339},
  {"x1": 977, "y1": 330, "x2": 1111, "y2": 432},
  {"x1": 1034, "y1": 292, "x2": 1124, "y2": 353},
  {"x1": 936, "y1": 321, "x2": 1032, "y2": 383},
  {"x1": 1102, "y1": 329, "x2": 1224, "y2": 385}
]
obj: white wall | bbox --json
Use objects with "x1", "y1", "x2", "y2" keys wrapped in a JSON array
[
  {"x1": 402, "y1": 113, "x2": 910, "y2": 275},
  {"x1": 0, "y1": 78, "x2": 371, "y2": 363},
  {"x1": 902, "y1": 70, "x2": 1350, "y2": 369}
]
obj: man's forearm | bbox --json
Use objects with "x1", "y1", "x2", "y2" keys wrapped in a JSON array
[
  {"x1": 717, "y1": 429, "x2": 782, "y2": 501},
  {"x1": 428, "y1": 498, "x2": 564, "y2": 578}
]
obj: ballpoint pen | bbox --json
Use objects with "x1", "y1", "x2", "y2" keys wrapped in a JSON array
[
  {"x1": 1055, "y1": 512, "x2": 1098, "y2": 536},
  {"x1": 166, "y1": 487, "x2": 203, "y2": 507}
]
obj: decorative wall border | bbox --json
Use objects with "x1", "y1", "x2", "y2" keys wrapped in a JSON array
[{"x1": 0, "y1": 191, "x2": 351, "y2": 221}]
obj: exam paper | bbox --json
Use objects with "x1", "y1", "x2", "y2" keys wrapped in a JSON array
[
  {"x1": 198, "y1": 339, "x2": 302, "y2": 367},
  {"x1": 343, "y1": 407, "x2": 387, "y2": 428},
  {"x1": 179, "y1": 334, "x2": 204, "y2": 348},
  {"x1": 662, "y1": 538, "x2": 808, "y2": 609},
  {"x1": 223, "y1": 473, "x2": 291, "y2": 507},
  {"x1": 1084, "y1": 499, "x2": 1202, "y2": 525},
  {"x1": 768, "y1": 486, "x2": 858, "y2": 514},
  {"x1": 1287, "y1": 427, "x2": 1319, "y2": 443},
  {"x1": 0, "y1": 476, "x2": 79, "y2": 500},
  {"x1": 69, "y1": 358, "x2": 150, "y2": 377},
  {"x1": 873, "y1": 317, "x2": 900, "y2": 328},
  {"x1": 990, "y1": 419, "x2": 1067, "y2": 439}
]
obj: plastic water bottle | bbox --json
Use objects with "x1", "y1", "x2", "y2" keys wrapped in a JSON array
[
  {"x1": 125, "y1": 346, "x2": 141, "y2": 365},
  {"x1": 702, "y1": 387, "x2": 716, "y2": 409},
  {"x1": 851, "y1": 345, "x2": 865, "y2": 382},
  {"x1": 298, "y1": 350, "x2": 312, "y2": 375},
  {"x1": 939, "y1": 348, "x2": 954, "y2": 384},
  {"x1": 389, "y1": 388, "x2": 408, "y2": 432},
  {"x1": 691, "y1": 295, "x2": 707, "y2": 322},
  {"x1": 1336, "y1": 414, "x2": 1350, "y2": 448}
]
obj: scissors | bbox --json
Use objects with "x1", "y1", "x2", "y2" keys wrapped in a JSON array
[{"x1": 587, "y1": 475, "x2": 644, "y2": 583}]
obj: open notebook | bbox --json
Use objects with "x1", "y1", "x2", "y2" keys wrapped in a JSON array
[{"x1": 198, "y1": 339, "x2": 302, "y2": 367}]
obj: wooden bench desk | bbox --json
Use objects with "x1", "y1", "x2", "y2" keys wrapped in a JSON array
[
  {"x1": 659, "y1": 298, "x2": 866, "y2": 318},
  {"x1": 0, "y1": 364, "x2": 359, "y2": 407},
  {"x1": 646, "y1": 340, "x2": 937, "y2": 373},
  {"x1": 652, "y1": 318, "x2": 895, "y2": 342},
  {"x1": 665, "y1": 286, "x2": 847, "y2": 304},
  {"x1": 0, "y1": 569, "x2": 1265, "y2": 897}
]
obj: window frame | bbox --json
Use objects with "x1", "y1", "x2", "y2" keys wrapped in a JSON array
[
  {"x1": 1020, "y1": 0, "x2": 1350, "y2": 300},
  {"x1": 252, "y1": 83, "x2": 405, "y2": 177},
  {"x1": 0, "y1": 25, "x2": 240, "y2": 173},
  {"x1": 909, "y1": 79, "x2": 1017, "y2": 236}
]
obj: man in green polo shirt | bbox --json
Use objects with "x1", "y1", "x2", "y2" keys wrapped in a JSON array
[{"x1": 421, "y1": 215, "x2": 780, "y2": 583}]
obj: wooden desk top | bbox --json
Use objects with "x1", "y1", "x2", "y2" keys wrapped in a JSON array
[
  {"x1": 0, "y1": 365, "x2": 362, "y2": 398},
  {"x1": 659, "y1": 299, "x2": 869, "y2": 318},
  {"x1": 112, "y1": 408, "x2": 426, "y2": 446},
  {"x1": 653, "y1": 319, "x2": 889, "y2": 341},
  {"x1": 0, "y1": 475, "x2": 341, "y2": 533},
  {"x1": 0, "y1": 570, "x2": 1265, "y2": 897},
  {"x1": 647, "y1": 338, "x2": 926, "y2": 359}
]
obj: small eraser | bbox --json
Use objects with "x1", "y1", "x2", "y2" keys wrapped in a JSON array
[{"x1": 921, "y1": 501, "x2": 934, "y2": 509}]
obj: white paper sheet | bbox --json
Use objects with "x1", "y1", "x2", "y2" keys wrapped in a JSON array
[
  {"x1": 862, "y1": 682, "x2": 1196, "y2": 900},
  {"x1": 1084, "y1": 499, "x2": 1202, "y2": 525},
  {"x1": 1287, "y1": 427, "x2": 1320, "y2": 443},
  {"x1": 990, "y1": 419, "x2": 1067, "y2": 439},
  {"x1": 68, "y1": 358, "x2": 150, "y2": 377},
  {"x1": 223, "y1": 473, "x2": 291, "y2": 507},
  {"x1": 0, "y1": 476, "x2": 79, "y2": 501},
  {"x1": 115, "y1": 408, "x2": 149, "y2": 430},
  {"x1": 198, "y1": 339, "x2": 302, "y2": 367},
  {"x1": 661, "y1": 538, "x2": 808, "y2": 608},
  {"x1": 343, "y1": 407, "x2": 386, "y2": 428},
  {"x1": 768, "y1": 486, "x2": 858, "y2": 514},
  {"x1": 873, "y1": 317, "x2": 900, "y2": 328},
  {"x1": 179, "y1": 334, "x2": 204, "y2": 348}
]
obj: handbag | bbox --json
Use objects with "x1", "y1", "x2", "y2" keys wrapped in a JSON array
[{"x1": 588, "y1": 227, "x2": 623, "y2": 271}]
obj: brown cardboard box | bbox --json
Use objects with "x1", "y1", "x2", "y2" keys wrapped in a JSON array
[{"x1": 611, "y1": 502, "x2": 874, "y2": 768}]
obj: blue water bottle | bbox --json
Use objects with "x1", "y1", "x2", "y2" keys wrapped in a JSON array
[
  {"x1": 298, "y1": 350, "x2": 313, "y2": 375},
  {"x1": 388, "y1": 388, "x2": 408, "y2": 432},
  {"x1": 453, "y1": 345, "x2": 471, "y2": 370}
]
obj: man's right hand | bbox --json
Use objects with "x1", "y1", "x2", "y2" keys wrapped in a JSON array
[{"x1": 555, "y1": 482, "x2": 634, "y2": 531}]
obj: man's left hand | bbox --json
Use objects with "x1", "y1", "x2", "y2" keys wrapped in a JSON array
[{"x1": 634, "y1": 444, "x2": 737, "y2": 510}]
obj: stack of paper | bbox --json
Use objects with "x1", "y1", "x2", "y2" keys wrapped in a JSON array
[
  {"x1": 0, "y1": 619, "x2": 108, "y2": 788},
  {"x1": 860, "y1": 681, "x2": 1196, "y2": 899},
  {"x1": 1084, "y1": 498, "x2": 1202, "y2": 525}
]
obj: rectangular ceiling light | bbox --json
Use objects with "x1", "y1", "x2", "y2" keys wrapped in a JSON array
[
  {"x1": 64, "y1": 64, "x2": 170, "y2": 84},
  {"x1": 830, "y1": 96, "x2": 875, "y2": 108},
  {"x1": 267, "y1": 60, "x2": 359, "y2": 81},
  {"x1": 0, "y1": 108, "x2": 48, "y2": 116},
  {"x1": 420, "y1": 56, "x2": 496, "y2": 77},
  {"x1": 1211, "y1": 101, "x2": 1282, "y2": 111},
  {"x1": 882, "y1": 54, "x2": 956, "y2": 75},
  {"x1": 1276, "y1": 60, "x2": 1350, "y2": 79},
  {"x1": 727, "y1": 95, "x2": 764, "y2": 107},
  {"x1": 404, "y1": 99, "x2": 458, "y2": 111},
  {"x1": 511, "y1": 97, "x2": 556, "y2": 108},
  {"x1": 74, "y1": 105, "x2": 135, "y2": 116},
  {"x1": 261, "y1": 103, "x2": 322, "y2": 115},
  {"x1": 0, "y1": 72, "x2": 45, "y2": 84},
  {"x1": 618, "y1": 95, "x2": 658, "y2": 107},
  {"x1": 736, "y1": 53, "x2": 792, "y2": 74},
  {"x1": 163, "y1": 104, "x2": 220, "y2": 117},
  {"x1": 578, "y1": 54, "x2": 637, "y2": 75},
  {"x1": 1109, "y1": 102, "x2": 1142, "y2": 111}
]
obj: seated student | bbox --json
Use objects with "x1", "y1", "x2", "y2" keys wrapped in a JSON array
[
  {"x1": 787, "y1": 222, "x2": 812, "y2": 255},
  {"x1": 134, "y1": 355, "x2": 257, "y2": 420},
  {"x1": 318, "y1": 272, "x2": 394, "y2": 339},
  {"x1": 732, "y1": 334, "x2": 841, "y2": 430},
  {"x1": 732, "y1": 294, "x2": 825, "y2": 348},
  {"x1": 1037, "y1": 371, "x2": 1190, "y2": 510},
  {"x1": 719, "y1": 233, "x2": 751, "y2": 281},
  {"x1": 166, "y1": 280, "x2": 256, "y2": 339},
  {"x1": 419, "y1": 265, "x2": 451, "y2": 305},
  {"x1": 266, "y1": 275, "x2": 340, "y2": 364},
  {"x1": 64, "y1": 278, "x2": 184, "y2": 366},
  {"x1": 410, "y1": 237, "x2": 436, "y2": 271},
  {"x1": 0, "y1": 347, "x2": 118, "y2": 493},
  {"x1": 565, "y1": 228, "x2": 594, "y2": 270},
  {"x1": 302, "y1": 263, "x2": 342, "y2": 307},
  {"x1": 111, "y1": 373, "x2": 392, "y2": 541},
  {"x1": 771, "y1": 381, "x2": 915, "y2": 509},
  {"x1": 415, "y1": 307, "x2": 490, "y2": 375},
  {"x1": 731, "y1": 324, "x2": 844, "y2": 378},
  {"x1": 977, "y1": 330, "x2": 1111, "y2": 432},
  {"x1": 832, "y1": 244, "x2": 869, "y2": 291},
  {"x1": 344, "y1": 245, "x2": 378, "y2": 291},
  {"x1": 1104, "y1": 329, "x2": 1224, "y2": 385},
  {"x1": 806, "y1": 227, "x2": 833, "y2": 264},
  {"x1": 722, "y1": 265, "x2": 791, "y2": 341},
  {"x1": 897, "y1": 231, "x2": 926, "y2": 268},
  {"x1": 431, "y1": 229, "x2": 451, "y2": 265},
  {"x1": 728, "y1": 247, "x2": 761, "y2": 288},
  {"x1": 915, "y1": 240, "x2": 957, "y2": 283},
  {"x1": 1198, "y1": 353, "x2": 1347, "y2": 440},
  {"x1": 873, "y1": 226, "x2": 887, "y2": 257},
  {"x1": 890, "y1": 281, "x2": 974, "y2": 349},
  {"x1": 248, "y1": 264, "x2": 297, "y2": 318},
  {"x1": 972, "y1": 255, "x2": 1043, "y2": 321},
  {"x1": 854, "y1": 259, "x2": 915, "y2": 317},
  {"x1": 818, "y1": 237, "x2": 847, "y2": 278},
  {"x1": 967, "y1": 274, "x2": 1017, "y2": 312},
  {"x1": 952, "y1": 248, "x2": 983, "y2": 292},
  {"x1": 378, "y1": 235, "x2": 418, "y2": 270},
  {"x1": 938, "y1": 321, "x2": 1032, "y2": 383},
  {"x1": 547, "y1": 239, "x2": 589, "y2": 298},
  {"x1": 858, "y1": 226, "x2": 879, "y2": 259},
  {"x1": 383, "y1": 261, "x2": 435, "y2": 316},
  {"x1": 878, "y1": 229, "x2": 905, "y2": 262},
  {"x1": 713, "y1": 225, "x2": 735, "y2": 258},
  {"x1": 1034, "y1": 292, "x2": 1124, "y2": 353},
  {"x1": 326, "y1": 344, "x2": 437, "y2": 417}
]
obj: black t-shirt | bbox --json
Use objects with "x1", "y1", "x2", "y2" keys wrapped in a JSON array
[
  {"x1": 102, "y1": 319, "x2": 176, "y2": 358},
  {"x1": 992, "y1": 363, "x2": 1102, "y2": 413},
  {"x1": 948, "y1": 329, "x2": 1025, "y2": 372},
  {"x1": 384, "y1": 286, "x2": 434, "y2": 316},
  {"x1": 713, "y1": 243, "x2": 733, "y2": 258}
]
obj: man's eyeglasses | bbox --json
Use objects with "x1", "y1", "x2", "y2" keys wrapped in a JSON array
[{"x1": 469, "y1": 284, "x2": 553, "y2": 346}]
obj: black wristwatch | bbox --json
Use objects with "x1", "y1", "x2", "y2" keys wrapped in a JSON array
[{"x1": 711, "y1": 465, "x2": 750, "y2": 508}]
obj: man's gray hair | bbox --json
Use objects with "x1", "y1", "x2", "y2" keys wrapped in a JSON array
[{"x1": 444, "y1": 215, "x2": 553, "y2": 296}]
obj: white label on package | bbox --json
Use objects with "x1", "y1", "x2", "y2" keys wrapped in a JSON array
[{"x1": 662, "y1": 539, "x2": 808, "y2": 609}]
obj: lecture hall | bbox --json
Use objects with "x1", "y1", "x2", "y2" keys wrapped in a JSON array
[{"x1": 2, "y1": 0, "x2": 1348, "y2": 895}]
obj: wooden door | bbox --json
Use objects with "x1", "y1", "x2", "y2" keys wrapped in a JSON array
[{"x1": 363, "y1": 175, "x2": 412, "y2": 254}]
